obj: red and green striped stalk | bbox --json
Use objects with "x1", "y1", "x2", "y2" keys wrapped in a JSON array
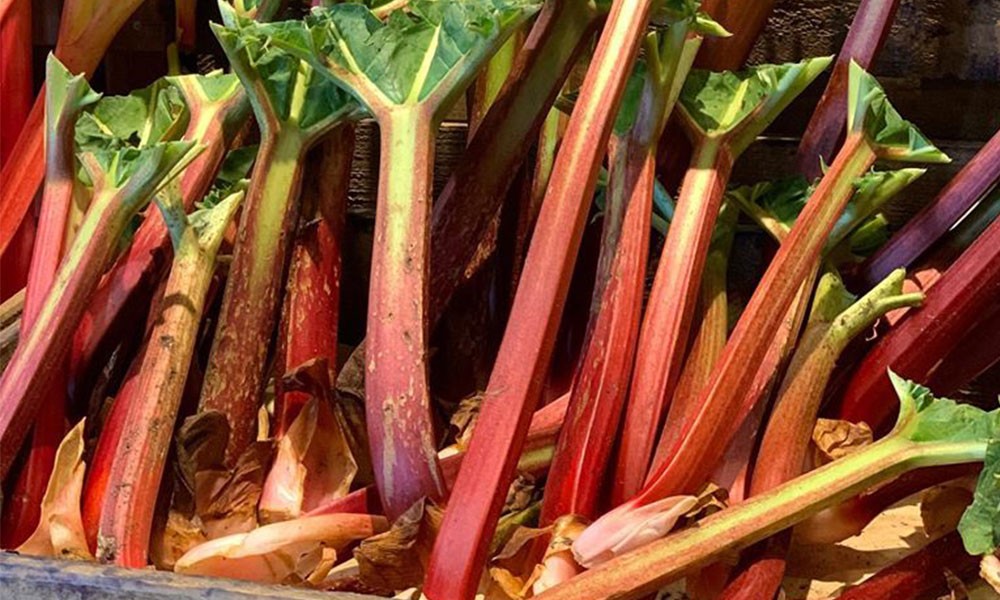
[
  {"x1": 541, "y1": 377, "x2": 998, "y2": 600},
  {"x1": 70, "y1": 73, "x2": 249, "y2": 406},
  {"x1": 95, "y1": 191, "x2": 243, "y2": 567},
  {"x1": 268, "y1": 0, "x2": 540, "y2": 521},
  {"x1": 0, "y1": 56, "x2": 101, "y2": 549},
  {"x1": 718, "y1": 269, "x2": 922, "y2": 599},
  {"x1": 839, "y1": 213, "x2": 1000, "y2": 432},
  {"x1": 422, "y1": 0, "x2": 656, "y2": 594},
  {"x1": 616, "y1": 58, "x2": 831, "y2": 502},
  {"x1": 858, "y1": 127, "x2": 1000, "y2": 288},
  {"x1": 0, "y1": 140, "x2": 200, "y2": 479},
  {"x1": 201, "y1": 10, "x2": 360, "y2": 465},
  {"x1": 578, "y1": 64, "x2": 948, "y2": 565},
  {"x1": 795, "y1": 0, "x2": 902, "y2": 179},
  {"x1": 541, "y1": 14, "x2": 707, "y2": 526},
  {"x1": 0, "y1": 0, "x2": 146, "y2": 257}
]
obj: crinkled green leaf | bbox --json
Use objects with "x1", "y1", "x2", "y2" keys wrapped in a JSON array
[
  {"x1": 170, "y1": 71, "x2": 244, "y2": 105},
  {"x1": 75, "y1": 78, "x2": 188, "y2": 156},
  {"x1": 726, "y1": 176, "x2": 812, "y2": 238},
  {"x1": 958, "y1": 440, "x2": 1000, "y2": 555},
  {"x1": 80, "y1": 141, "x2": 198, "y2": 195},
  {"x1": 679, "y1": 57, "x2": 831, "y2": 150},
  {"x1": 890, "y1": 374, "x2": 999, "y2": 444},
  {"x1": 847, "y1": 62, "x2": 950, "y2": 163},
  {"x1": 212, "y1": 4, "x2": 359, "y2": 136},
  {"x1": 830, "y1": 168, "x2": 924, "y2": 249},
  {"x1": 845, "y1": 214, "x2": 890, "y2": 259},
  {"x1": 265, "y1": 0, "x2": 539, "y2": 113}
]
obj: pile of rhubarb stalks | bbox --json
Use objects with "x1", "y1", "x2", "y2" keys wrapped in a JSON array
[{"x1": 1, "y1": 0, "x2": 998, "y2": 598}]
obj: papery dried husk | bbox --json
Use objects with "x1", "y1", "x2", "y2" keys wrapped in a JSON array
[
  {"x1": 16, "y1": 420, "x2": 93, "y2": 561},
  {"x1": 981, "y1": 554, "x2": 1000, "y2": 594},
  {"x1": 354, "y1": 499, "x2": 443, "y2": 595},
  {"x1": 530, "y1": 515, "x2": 588, "y2": 596},
  {"x1": 811, "y1": 418, "x2": 873, "y2": 466},
  {"x1": 920, "y1": 478, "x2": 976, "y2": 538}
]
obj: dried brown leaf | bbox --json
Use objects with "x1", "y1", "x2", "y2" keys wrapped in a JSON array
[
  {"x1": 16, "y1": 420, "x2": 93, "y2": 561},
  {"x1": 354, "y1": 499, "x2": 443, "y2": 594},
  {"x1": 812, "y1": 418, "x2": 873, "y2": 466}
]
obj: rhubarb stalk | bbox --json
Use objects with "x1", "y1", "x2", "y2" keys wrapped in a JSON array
[
  {"x1": 0, "y1": 56, "x2": 101, "y2": 549},
  {"x1": 795, "y1": 0, "x2": 902, "y2": 178},
  {"x1": 268, "y1": 0, "x2": 540, "y2": 520},
  {"x1": 541, "y1": 376, "x2": 999, "y2": 599},
  {"x1": 541, "y1": 5, "x2": 714, "y2": 526},
  {"x1": 0, "y1": 139, "x2": 200, "y2": 479},
  {"x1": 578, "y1": 63, "x2": 949, "y2": 564},
  {"x1": 96, "y1": 191, "x2": 244, "y2": 567},
  {"x1": 616, "y1": 57, "x2": 832, "y2": 501},
  {"x1": 422, "y1": 0, "x2": 656, "y2": 594},
  {"x1": 201, "y1": 7, "x2": 360, "y2": 465}
]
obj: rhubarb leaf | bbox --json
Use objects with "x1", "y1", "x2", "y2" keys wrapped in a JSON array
[
  {"x1": 958, "y1": 440, "x2": 1000, "y2": 554},
  {"x1": 890, "y1": 374, "x2": 999, "y2": 444},
  {"x1": 263, "y1": 0, "x2": 540, "y2": 115},
  {"x1": 678, "y1": 57, "x2": 832, "y2": 152},
  {"x1": 79, "y1": 142, "x2": 199, "y2": 195},
  {"x1": 75, "y1": 79, "x2": 188, "y2": 153},
  {"x1": 848, "y1": 61, "x2": 950, "y2": 163},
  {"x1": 212, "y1": 4, "x2": 360, "y2": 135}
]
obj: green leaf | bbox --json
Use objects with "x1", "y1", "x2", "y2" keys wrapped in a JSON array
[
  {"x1": 612, "y1": 62, "x2": 649, "y2": 136},
  {"x1": 44, "y1": 55, "x2": 102, "y2": 138},
  {"x1": 890, "y1": 373, "x2": 999, "y2": 445},
  {"x1": 829, "y1": 168, "x2": 924, "y2": 249},
  {"x1": 845, "y1": 214, "x2": 890, "y2": 259},
  {"x1": 678, "y1": 57, "x2": 831, "y2": 151},
  {"x1": 847, "y1": 62, "x2": 950, "y2": 163},
  {"x1": 266, "y1": 0, "x2": 540, "y2": 115},
  {"x1": 75, "y1": 78, "x2": 189, "y2": 155},
  {"x1": 958, "y1": 440, "x2": 1000, "y2": 555},
  {"x1": 212, "y1": 4, "x2": 360, "y2": 136},
  {"x1": 80, "y1": 141, "x2": 199, "y2": 196}
]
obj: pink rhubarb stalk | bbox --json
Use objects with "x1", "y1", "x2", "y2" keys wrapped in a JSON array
[
  {"x1": 0, "y1": 0, "x2": 32, "y2": 164},
  {"x1": 423, "y1": 0, "x2": 656, "y2": 595}
]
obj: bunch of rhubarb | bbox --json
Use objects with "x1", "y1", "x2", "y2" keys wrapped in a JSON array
[{"x1": 1, "y1": 1, "x2": 998, "y2": 599}]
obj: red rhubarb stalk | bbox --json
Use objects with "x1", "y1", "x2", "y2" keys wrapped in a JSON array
[
  {"x1": 543, "y1": 377, "x2": 998, "y2": 598},
  {"x1": 201, "y1": 10, "x2": 360, "y2": 464},
  {"x1": 270, "y1": 0, "x2": 540, "y2": 520},
  {"x1": 579, "y1": 63, "x2": 948, "y2": 564},
  {"x1": 70, "y1": 73, "x2": 249, "y2": 388},
  {"x1": 95, "y1": 191, "x2": 243, "y2": 567},
  {"x1": 929, "y1": 303, "x2": 1000, "y2": 394},
  {"x1": 795, "y1": 0, "x2": 902, "y2": 178},
  {"x1": 858, "y1": 127, "x2": 1000, "y2": 288},
  {"x1": 542, "y1": 12, "x2": 711, "y2": 525},
  {"x1": 0, "y1": 0, "x2": 32, "y2": 164},
  {"x1": 0, "y1": 56, "x2": 101, "y2": 549},
  {"x1": 616, "y1": 58, "x2": 832, "y2": 501},
  {"x1": 273, "y1": 128, "x2": 354, "y2": 436},
  {"x1": 422, "y1": 0, "x2": 656, "y2": 594},
  {"x1": 0, "y1": 139, "x2": 200, "y2": 479},
  {"x1": 695, "y1": 0, "x2": 778, "y2": 70},
  {"x1": 839, "y1": 213, "x2": 1000, "y2": 431},
  {"x1": 0, "y1": 0, "x2": 146, "y2": 257}
]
